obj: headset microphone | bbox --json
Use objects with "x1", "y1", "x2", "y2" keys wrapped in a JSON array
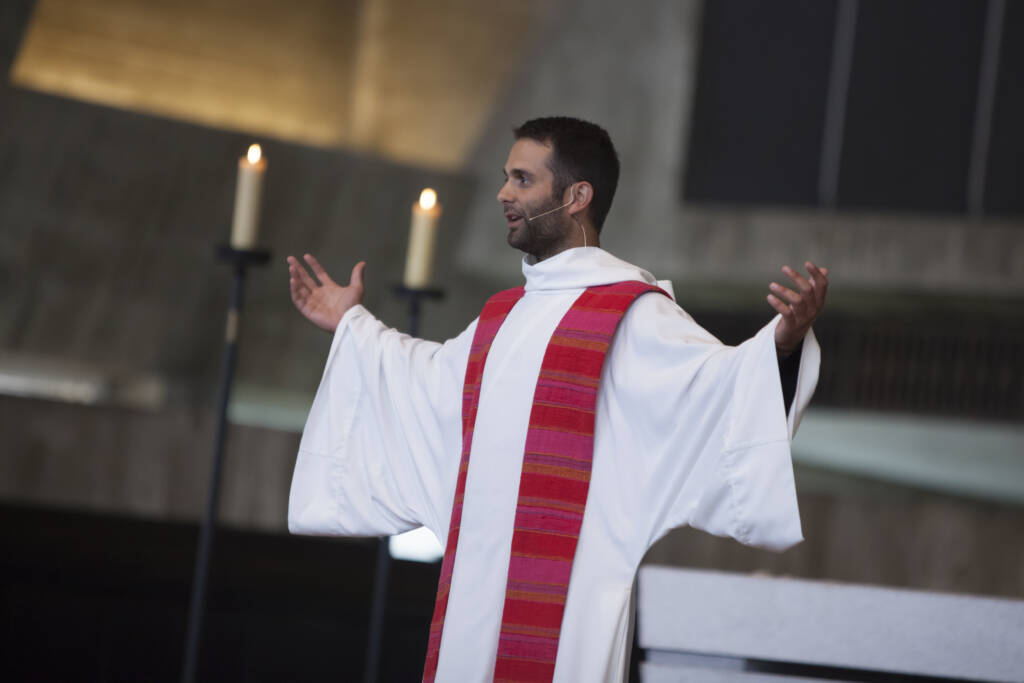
[{"x1": 523, "y1": 186, "x2": 576, "y2": 222}]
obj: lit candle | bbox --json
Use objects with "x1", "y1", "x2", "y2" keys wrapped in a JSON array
[
  {"x1": 403, "y1": 188, "x2": 442, "y2": 288},
  {"x1": 230, "y1": 144, "x2": 266, "y2": 249}
]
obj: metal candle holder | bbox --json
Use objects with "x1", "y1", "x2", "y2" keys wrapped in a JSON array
[{"x1": 181, "y1": 244, "x2": 272, "y2": 683}]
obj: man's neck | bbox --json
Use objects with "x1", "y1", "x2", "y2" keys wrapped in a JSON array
[{"x1": 530, "y1": 231, "x2": 600, "y2": 262}]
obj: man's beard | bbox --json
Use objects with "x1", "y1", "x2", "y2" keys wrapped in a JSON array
[{"x1": 506, "y1": 195, "x2": 572, "y2": 260}]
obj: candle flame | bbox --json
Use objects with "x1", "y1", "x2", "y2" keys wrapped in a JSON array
[
  {"x1": 419, "y1": 188, "x2": 437, "y2": 210},
  {"x1": 247, "y1": 144, "x2": 262, "y2": 164}
]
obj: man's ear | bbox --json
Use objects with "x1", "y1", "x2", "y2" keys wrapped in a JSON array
[{"x1": 570, "y1": 181, "x2": 594, "y2": 213}]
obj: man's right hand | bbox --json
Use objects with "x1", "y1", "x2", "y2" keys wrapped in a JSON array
[{"x1": 287, "y1": 254, "x2": 366, "y2": 333}]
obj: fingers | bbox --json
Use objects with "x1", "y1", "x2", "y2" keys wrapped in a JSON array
[
  {"x1": 766, "y1": 293, "x2": 795, "y2": 320},
  {"x1": 289, "y1": 273, "x2": 309, "y2": 308},
  {"x1": 304, "y1": 253, "x2": 335, "y2": 286},
  {"x1": 288, "y1": 255, "x2": 366, "y2": 317},
  {"x1": 805, "y1": 261, "x2": 829, "y2": 307},
  {"x1": 771, "y1": 261, "x2": 829, "y2": 349},
  {"x1": 769, "y1": 281, "x2": 802, "y2": 306},
  {"x1": 769, "y1": 262, "x2": 821, "y2": 318},
  {"x1": 349, "y1": 261, "x2": 366, "y2": 289},
  {"x1": 288, "y1": 255, "x2": 319, "y2": 291},
  {"x1": 778, "y1": 262, "x2": 830, "y2": 309},
  {"x1": 782, "y1": 265, "x2": 813, "y2": 296}
]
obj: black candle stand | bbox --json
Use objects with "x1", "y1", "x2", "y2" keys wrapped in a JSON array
[
  {"x1": 362, "y1": 284, "x2": 444, "y2": 683},
  {"x1": 181, "y1": 244, "x2": 272, "y2": 683},
  {"x1": 392, "y1": 285, "x2": 445, "y2": 337}
]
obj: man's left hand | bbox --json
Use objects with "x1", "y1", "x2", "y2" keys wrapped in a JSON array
[{"x1": 768, "y1": 261, "x2": 829, "y2": 355}]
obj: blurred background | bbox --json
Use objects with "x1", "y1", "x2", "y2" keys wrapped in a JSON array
[{"x1": 1, "y1": 0, "x2": 1022, "y2": 680}]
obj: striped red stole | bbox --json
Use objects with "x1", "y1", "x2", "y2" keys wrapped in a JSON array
[{"x1": 422, "y1": 280, "x2": 667, "y2": 682}]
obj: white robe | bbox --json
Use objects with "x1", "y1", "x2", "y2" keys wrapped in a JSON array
[{"x1": 289, "y1": 246, "x2": 819, "y2": 682}]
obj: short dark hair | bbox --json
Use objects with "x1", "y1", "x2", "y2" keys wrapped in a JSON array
[{"x1": 513, "y1": 116, "x2": 620, "y2": 232}]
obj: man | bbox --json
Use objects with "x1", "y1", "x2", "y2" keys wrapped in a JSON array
[{"x1": 286, "y1": 117, "x2": 827, "y2": 682}]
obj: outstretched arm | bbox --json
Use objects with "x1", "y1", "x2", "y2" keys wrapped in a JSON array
[{"x1": 287, "y1": 254, "x2": 366, "y2": 333}]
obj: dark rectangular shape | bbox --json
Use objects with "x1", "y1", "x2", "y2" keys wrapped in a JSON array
[
  {"x1": 0, "y1": 503, "x2": 441, "y2": 682},
  {"x1": 837, "y1": 0, "x2": 986, "y2": 212},
  {"x1": 683, "y1": 0, "x2": 836, "y2": 206},
  {"x1": 984, "y1": 0, "x2": 1024, "y2": 215}
]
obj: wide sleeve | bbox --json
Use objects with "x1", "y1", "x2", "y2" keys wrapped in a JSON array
[
  {"x1": 600, "y1": 294, "x2": 820, "y2": 555},
  {"x1": 287, "y1": 305, "x2": 474, "y2": 541}
]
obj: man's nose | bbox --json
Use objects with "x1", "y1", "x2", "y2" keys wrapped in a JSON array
[{"x1": 496, "y1": 180, "x2": 513, "y2": 204}]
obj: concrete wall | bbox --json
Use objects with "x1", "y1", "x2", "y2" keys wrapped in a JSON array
[
  {"x1": 0, "y1": 396, "x2": 296, "y2": 531},
  {"x1": 0, "y1": 79, "x2": 486, "y2": 392},
  {"x1": 3, "y1": 0, "x2": 1023, "y2": 603}
]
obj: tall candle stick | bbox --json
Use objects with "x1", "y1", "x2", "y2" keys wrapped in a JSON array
[
  {"x1": 230, "y1": 144, "x2": 266, "y2": 249},
  {"x1": 403, "y1": 188, "x2": 442, "y2": 288}
]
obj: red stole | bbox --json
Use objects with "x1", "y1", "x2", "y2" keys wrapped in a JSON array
[{"x1": 423, "y1": 281, "x2": 667, "y2": 682}]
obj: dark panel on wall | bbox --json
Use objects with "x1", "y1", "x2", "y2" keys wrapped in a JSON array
[
  {"x1": 683, "y1": 0, "x2": 836, "y2": 206},
  {"x1": 684, "y1": 0, "x2": 1023, "y2": 217},
  {"x1": 837, "y1": 0, "x2": 985, "y2": 213},
  {"x1": 985, "y1": 0, "x2": 1024, "y2": 215}
]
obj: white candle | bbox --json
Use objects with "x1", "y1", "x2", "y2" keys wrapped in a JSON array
[
  {"x1": 230, "y1": 144, "x2": 266, "y2": 249},
  {"x1": 403, "y1": 188, "x2": 442, "y2": 288}
]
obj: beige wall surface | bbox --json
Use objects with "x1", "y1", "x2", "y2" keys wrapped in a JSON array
[
  {"x1": 12, "y1": 0, "x2": 361, "y2": 145},
  {"x1": 12, "y1": 0, "x2": 550, "y2": 170}
]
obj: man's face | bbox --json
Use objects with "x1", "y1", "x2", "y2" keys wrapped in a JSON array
[{"x1": 497, "y1": 138, "x2": 574, "y2": 259}]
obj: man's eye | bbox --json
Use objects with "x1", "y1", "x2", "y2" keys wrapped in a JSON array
[{"x1": 518, "y1": 176, "x2": 528, "y2": 185}]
